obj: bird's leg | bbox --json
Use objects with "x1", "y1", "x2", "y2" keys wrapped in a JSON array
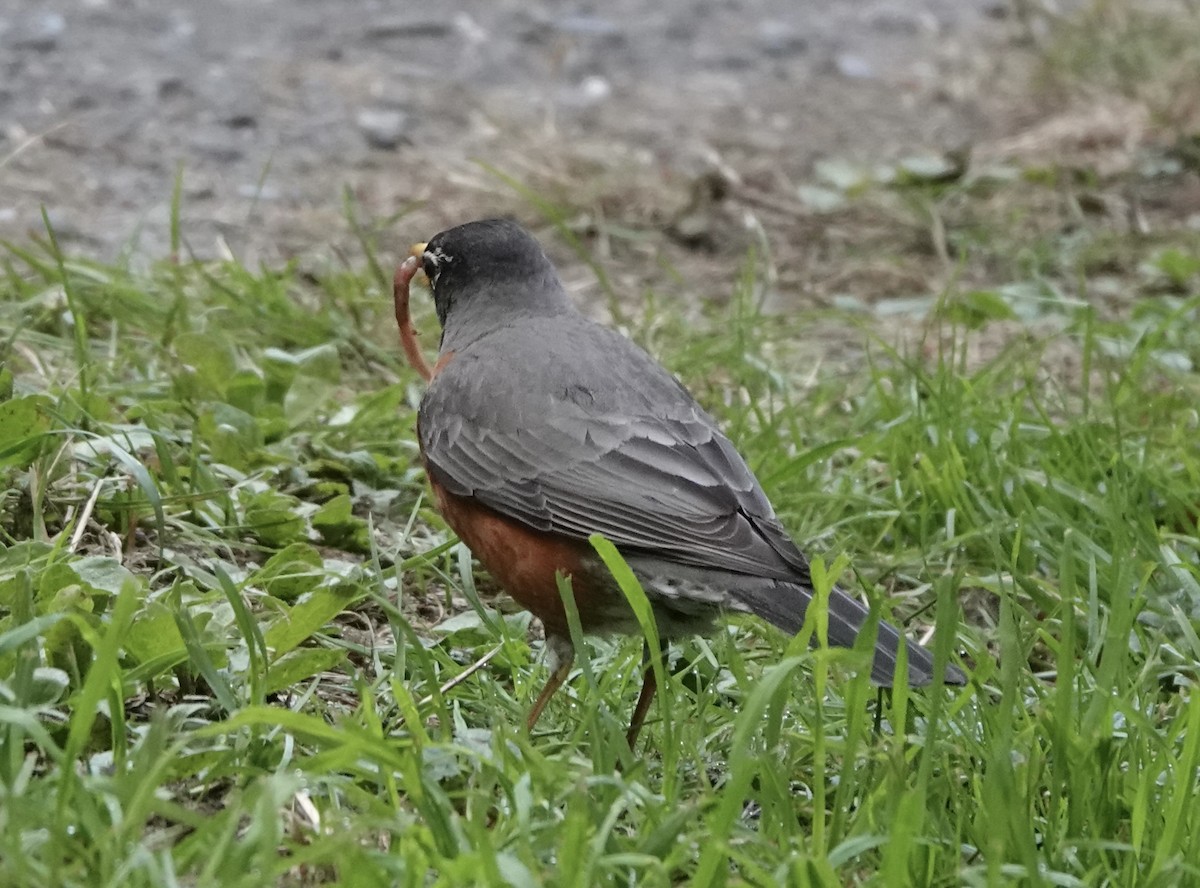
[
  {"x1": 526, "y1": 635, "x2": 574, "y2": 733},
  {"x1": 625, "y1": 642, "x2": 666, "y2": 749},
  {"x1": 525, "y1": 661, "x2": 571, "y2": 732}
]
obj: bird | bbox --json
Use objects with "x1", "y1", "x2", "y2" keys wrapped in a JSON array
[{"x1": 403, "y1": 218, "x2": 966, "y2": 747}]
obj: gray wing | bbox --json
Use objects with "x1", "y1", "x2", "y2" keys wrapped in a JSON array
[
  {"x1": 418, "y1": 318, "x2": 971, "y2": 689},
  {"x1": 418, "y1": 319, "x2": 812, "y2": 583}
]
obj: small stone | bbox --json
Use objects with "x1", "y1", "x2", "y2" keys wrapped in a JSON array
[
  {"x1": 580, "y1": 76, "x2": 610, "y2": 100},
  {"x1": 190, "y1": 133, "x2": 243, "y2": 164},
  {"x1": 895, "y1": 153, "x2": 965, "y2": 184},
  {"x1": 237, "y1": 183, "x2": 280, "y2": 200},
  {"x1": 357, "y1": 108, "x2": 409, "y2": 150},
  {"x1": 560, "y1": 75, "x2": 612, "y2": 108},
  {"x1": 13, "y1": 11, "x2": 66, "y2": 51},
  {"x1": 453, "y1": 13, "x2": 486, "y2": 45},
  {"x1": 158, "y1": 76, "x2": 190, "y2": 100},
  {"x1": 223, "y1": 112, "x2": 257, "y2": 130},
  {"x1": 813, "y1": 157, "x2": 868, "y2": 191},
  {"x1": 756, "y1": 21, "x2": 806, "y2": 57},
  {"x1": 797, "y1": 184, "x2": 846, "y2": 213},
  {"x1": 834, "y1": 53, "x2": 875, "y2": 80},
  {"x1": 33, "y1": 208, "x2": 75, "y2": 238}
]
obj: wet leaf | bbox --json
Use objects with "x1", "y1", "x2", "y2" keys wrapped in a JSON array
[
  {"x1": 174, "y1": 332, "x2": 237, "y2": 398},
  {"x1": 265, "y1": 648, "x2": 347, "y2": 693},
  {"x1": 264, "y1": 582, "x2": 363, "y2": 657},
  {"x1": 252, "y1": 543, "x2": 325, "y2": 602},
  {"x1": 124, "y1": 601, "x2": 187, "y2": 665},
  {"x1": 939, "y1": 289, "x2": 1019, "y2": 328},
  {"x1": 0, "y1": 395, "x2": 53, "y2": 469},
  {"x1": 312, "y1": 494, "x2": 371, "y2": 552}
]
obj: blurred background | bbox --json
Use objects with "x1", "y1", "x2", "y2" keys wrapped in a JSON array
[{"x1": 1, "y1": 0, "x2": 1197, "y2": 310}]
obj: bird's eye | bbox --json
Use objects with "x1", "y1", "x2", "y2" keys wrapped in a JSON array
[{"x1": 423, "y1": 249, "x2": 449, "y2": 285}]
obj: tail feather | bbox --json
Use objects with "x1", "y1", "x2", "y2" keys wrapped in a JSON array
[
  {"x1": 733, "y1": 579, "x2": 966, "y2": 687},
  {"x1": 625, "y1": 555, "x2": 966, "y2": 687}
]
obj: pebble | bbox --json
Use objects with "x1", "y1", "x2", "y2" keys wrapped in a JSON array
[
  {"x1": 559, "y1": 75, "x2": 612, "y2": 109},
  {"x1": 356, "y1": 108, "x2": 409, "y2": 150},
  {"x1": 834, "y1": 53, "x2": 875, "y2": 80},
  {"x1": 189, "y1": 133, "x2": 243, "y2": 164},
  {"x1": 223, "y1": 112, "x2": 258, "y2": 131},
  {"x1": 12, "y1": 11, "x2": 66, "y2": 51},
  {"x1": 756, "y1": 21, "x2": 807, "y2": 57}
]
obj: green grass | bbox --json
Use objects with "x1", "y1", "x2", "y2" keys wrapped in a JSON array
[{"x1": 2, "y1": 161, "x2": 1200, "y2": 887}]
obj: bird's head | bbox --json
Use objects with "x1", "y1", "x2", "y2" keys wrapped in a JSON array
[{"x1": 409, "y1": 218, "x2": 565, "y2": 329}]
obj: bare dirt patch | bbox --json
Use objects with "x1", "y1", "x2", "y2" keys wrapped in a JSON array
[
  {"x1": 1, "y1": 3, "x2": 1027, "y2": 270},
  {"x1": 2, "y1": 1, "x2": 1196, "y2": 332}
]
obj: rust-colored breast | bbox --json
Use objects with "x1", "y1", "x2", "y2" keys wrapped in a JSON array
[{"x1": 428, "y1": 477, "x2": 604, "y2": 636}]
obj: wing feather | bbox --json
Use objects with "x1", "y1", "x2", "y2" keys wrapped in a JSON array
[{"x1": 419, "y1": 321, "x2": 811, "y2": 581}]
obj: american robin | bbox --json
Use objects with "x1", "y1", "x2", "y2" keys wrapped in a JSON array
[{"x1": 403, "y1": 218, "x2": 965, "y2": 747}]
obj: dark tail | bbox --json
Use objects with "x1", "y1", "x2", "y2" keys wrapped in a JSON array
[{"x1": 734, "y1": 579, "x2": 967, "y2": 686}]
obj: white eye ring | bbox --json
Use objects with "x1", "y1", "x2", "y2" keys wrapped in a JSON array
[{"x1": 423, "y1": 247, "x2": 452, "y2": 284}]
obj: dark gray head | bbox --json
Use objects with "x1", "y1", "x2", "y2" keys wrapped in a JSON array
[{"x1": 418, "y1": 218, "x2": 569, "y2": 330}]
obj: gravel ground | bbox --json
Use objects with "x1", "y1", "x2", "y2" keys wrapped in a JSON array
[{"x1": 1, "y1": 0, "x2": 1034, "y2": 267}]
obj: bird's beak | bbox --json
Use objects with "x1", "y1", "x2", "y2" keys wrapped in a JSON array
[{"x1": 409, "y1": 242, "x2": 428, "y2": 285}]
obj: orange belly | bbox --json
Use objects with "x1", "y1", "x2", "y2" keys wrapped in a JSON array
[{"x1": 429, "y1": 479, "x2": 610, "y2": 636}]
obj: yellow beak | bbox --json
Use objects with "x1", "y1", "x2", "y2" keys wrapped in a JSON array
[{"x1": 409, "y1": 242, "x2": 428, "y2": 284}]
